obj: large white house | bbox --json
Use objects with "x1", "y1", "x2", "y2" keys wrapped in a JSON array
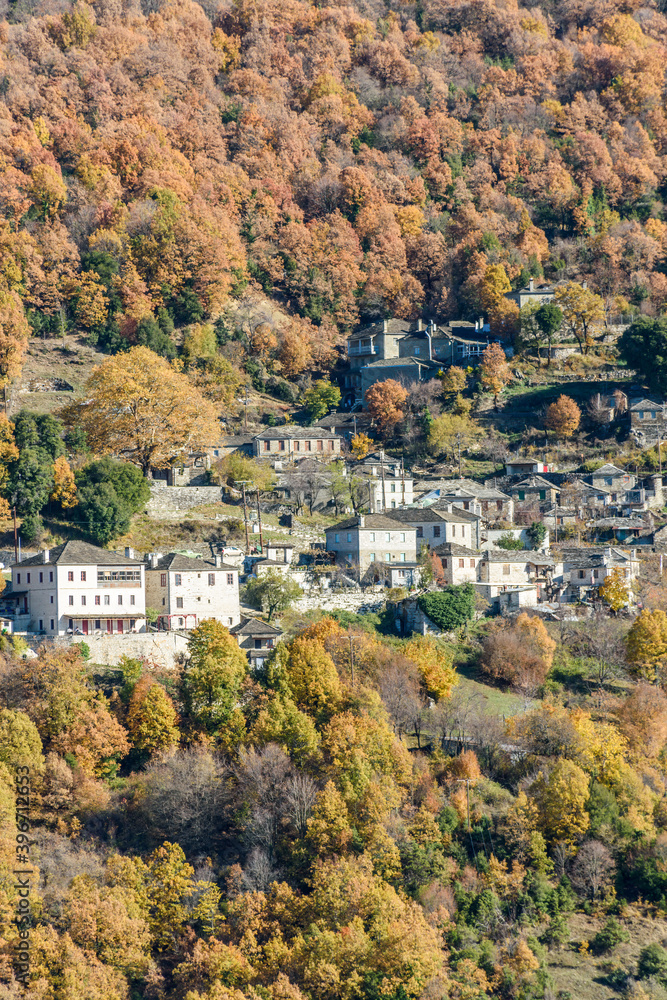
[
  {"x1": 144, "y1": 552, "x2": 240, "y2": 631},
  {"x1": 7, "y1": 541, "x2": 146, "y2": 636}
]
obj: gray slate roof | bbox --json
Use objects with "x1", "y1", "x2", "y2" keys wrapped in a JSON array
[
  {"x1": 482, "y1": 550, "x2": 556, "y2": 565},
  {"x1": 326, "y1": 514, "x2": 416, "y2": 532},
  {"x1": 254, "y1": 427, "x2": 340, "y2": 440},
  {"x1": 146, "y1": 553, "x2": 236, "y2": 572},
  {"x1": 14, "y1": 540, "x2": 143, "y2": 568},
  {"x1": 229, "y1": 617, "x2": 282, "y2": 636},
  {"x1": 385, "y1": 508, "x2": 469, "y2": 525},
  {"x1": 433, "y1": 542, "x2": 480, "y2": 558}
]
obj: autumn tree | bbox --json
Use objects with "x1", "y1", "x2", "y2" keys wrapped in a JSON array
[
  {"x1": 530, "y1": 759, "x2": 590, "y2": 845},
  {"x1": 598, "y1": 568, "x2": 630, "y2": 613},
  {"x1": 212, "y1": 453, "x2": 275, "y2": 492},
  {"x1": 126, "y1": 676, "x2": 179, "y2": 756},
  {"x1": 365, "y1": 379, "x2": 408, "y2": 438},
  {"x1": 440, "y1": 366, "x2": 467, "y2": 407},
  {"x1": 427, "y1": 412, "x2": 482, "y2": 462},
  {"x1": 68, "y1": 347, "x2": 219, "y2": 474},
  {"x1": 0, "y1": 290, "x2": 30, "y2": 392},
  {"x1": 616, "y1": 684, "x2": 667, "y2": 761},
  {"x1": 481, "y1": 614, "x2": 556, "y2": 691},
  {"x1": 625, "y1": 608, "x2": 667, "y2": 683},
  {"x1": 546, "y1": 395, "x2": 581, "y2": 438},
  {"x1": 50, "y1": 455, "x2": 77, "y2": 509},
  {"x1": 243, "y1": 570, "x2": 303, "y2": 622},
  {"x1": 350, "y1": 433, "x2": 373, "y2": 461},
  {"x1": 554, "y1": 282, "x2": 605, "y2": 355},
  {"x1": 479, "y1": 342, "x2": 510, "y2": 409}
]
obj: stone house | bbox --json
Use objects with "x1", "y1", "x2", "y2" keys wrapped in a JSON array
[
  {"x1": 506, "y1": 277, "x2": 555, "y2": 310},
  {"x1": 343, "y1": 319, "x2": 413, "y2": 403},
  {"x1": 561, "y1": 546, "x2": 640, "y2": 601},
  {"x1": 586, "y1": 463, "x2": 636, "y2": 493},
  {"x1": 325, "y1": 514, "x2": 417, "y2": 576},
  {"x1": 397, "y1": 320, "x2": 491, "y2": 366},
  {"x1": 253, "y1": 427, "x2": 342, "y2": 459},
  {"x1": 386, "y1": 507, "x2": 474, "y2": 549},
  {"x1": 630, "y1": 399, "x2": 666, "y2": 447},
  {"x1": 586, "y1": 517, "x2": 653, "y2": 545},
  {"x1": 145, "y1": 552, "x2": 240, "y2": 631},
  {"x1": 7, "y1": 541, "x2": 146, "y2": 636},
  {"x1": 504, "y1": 458, "x2": 554, "y2": 477},
  {"x1": 360, "y1": 356, "x2": 438, "y2": 402},
  {"x1": 477, "y1": 551, "x2": 560, "y2": 603},
  {"x1": 432, "y1": 542, "x2": 481, "y2": 586},
  {"x1": 509, "y1": 475, "x2": 560, "y2": 506},
  {"x1": 350, "y1": 456, "x2": 414, "y2": 510},
  {"x1": 230, "y1": 617, "x2": 282, "y2": 671}
]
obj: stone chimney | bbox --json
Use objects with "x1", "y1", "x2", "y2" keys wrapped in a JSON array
[
  {"x1": 215, "y1": 553, "x2": 222, "y2": 567},
  {"x1": 125, "y1": 546, "x2": 135, "y2": 560},
  {"x1": 42, "y1": 548, "x2": 49, "y2": 563},
  {"x1": 479, "y1": 316, "x2": 484, "y2": 330},
  {"x1": 529, "y1": 277, "x2": 534, "y2": 292},
  {"x1": 582, "y1": 280, "x2": 588, "y2": 290},
  {"x1": 149, "y1": 552, "x2": 159, "y2": 569},
  {"x1": 417, "y1": 318, "x2": 423, "y2": 331},
  {"x1": 383, "y1": 319, "x2": 388, "y2": 333},
  {"x1": 358, "y1": 514, "x2": 365, "y2": 528}
]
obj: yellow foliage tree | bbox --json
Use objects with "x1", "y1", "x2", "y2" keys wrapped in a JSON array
[
  {"x1": 50, "y1": 455, "x2": 78, "y2": 509},
  {"x1": 625, "y1": 608, "x2": 667, "y2": 683},
  {"x1": 479, "y1": 342, "x2": 510, "y2": 408},
  {"x1": 403, "y1": 635, "x2": 457, "y2": 700},
  {"x1": 530, "y1": 759, "x2": 590, "y2": 844},
  {"x1": 553, "y1": 282, "x2": 605, "y2": 355},
  {"x1": 598, "y1": 567, "x2": 630, "y2": 613},
  {"x1": 127, "y1": 676, "x2": 180, "y2": 756},
  {"x1": 350, "y1": 432, "x2": 373, "y2": 461},
  {"x1": 282, "y1": 637, "x2": 341, "y2": 720},
  {"x1": 72, "y1": 346, "x2": 219, "y2": 474}
]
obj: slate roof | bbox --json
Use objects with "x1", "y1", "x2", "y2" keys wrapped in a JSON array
[
  {"x1": 385, "y1": 508, "x2": 470, "y2": 525},
  {"x1": 254, "y1": 427, "x2": 340, "y2": 440},
  {"x1": 630, "y1": 399, "x2": 664, "y2": 411},
  {"x1": 413, "y1": 478, "x2": 511, "y2": 501},
  {"x1": 433, "y1": 542, "x2": 480, "y2": 558},
  {"x1": 326, "y1": 514, "x2": 416, "y2": 532},
  {"x1": 14, "y1": 540, "x2": 143, "y2": 568},
  {"x1": 348, "y1": 319, "x2": 413, "y2": 340},
  {"x1": 361, "y1": 357, "x2": 438, "y2": 370},
  {"x1": 146, "y1": 553, "x2": 237, "y2": 572},
  {"x1": 589, "y1": 464, "x2": 628, "y2": 477},
  {"x1": 511, "y1": 475, "x2": 558, "y2": 491},
  {"x1": 588, "y1": 518, "x2": 648, "y2": 529},
  {"x1": 482, "y1": 550, "x2": 556, "y2": 565},
  {"x1": 229, "y1": 617, "x2": 282, "y2": 636}
]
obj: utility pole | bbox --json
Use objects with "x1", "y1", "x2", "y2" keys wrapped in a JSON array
[
  {"x1": 401, "y1": 453, "x2": 405, "y2": 507},
  {"x1": 348, "y1": 633, "x2": 355, "y2": 686},
  {"x1": 235, "y1": 480, "x2": 251, "y2": 553},
  {"x1": 457, "y1": 433, "x2": 462, "y2": 478},
  {"x1": 256, "y1": 488, "x2": 264, "y2": 553},
  {"x1": 244, "y1": 384, "x2": 250, "y2": 432},
  {"x1": 12, "y1": 506, "x2": 17, "y2": 564},
  {"x1": 658, "y1": 426, "x2": 663, "y2": 475},
  {"x1": 380, "y1": 457, "x2": 386, "y2": 512}
]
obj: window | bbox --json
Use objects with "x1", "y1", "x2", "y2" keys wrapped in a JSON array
[
  {"x1": 539, "y1": 490, "x2": 546, "y2": 500},
  {"x1": 16, "y1": 574, "x2": 19, "y2": 584},
  {"x1": 347, "y1": 533, "x2": 352, "y2": 542},
  {"x1": 470, "y1": 559, "x2": 475, "y2": 568},
  {"x1": 178, "y1": 618, "x2": 184, "y2": 627},
  {"x1": 264, "y1": 440, "x2": 269, "y2": 451},
  {"x1": 370, "y1": 553, "x2": 375, "y2": 562},
  {"x1": 593, "y1": 569, "x2": 599, "y2": 579},
  {"x1": 175, "y1": 574, "x2": 182, "y2": 585},
  {"x1": 81, "y1": 596, "x2": 86, "y2": 606},
  {"x1": 385, "y1": 532, "x2": 391, "y2": 542},
  {"x1": 104, "y1": 595, "x2": 110, "y2": 605},
  {"x1": 452, "y1": 525, "x2": 456, "y2": 536},
  {"x1": 26, "y1": 573, "x2": 30, "y2": 583},
  {"x1": 385, "y1": 552, "x2": 391, "y2": 562},
  {"x1": 208, "y1": 573, "x2": 215, "y2": 586},
  {"x1": 317, "y1": 440, "x2": 323, "y2": 451},
  {"x1": 579, "y1": 570, "x2": 585, "y2": 579},
  {"x1": 433, "y1": 526, "x2": 441, "y2": 538},
  {"x1": 518, "y1": 490, "x2": 525, "y2": 501},
  {"x1": 227, "y1": 573, "x2": 234, "y2": 585},
  {"x1": 161, "y1": 573, "x2": 167, "y2": 587},
  {"x1": 294, "y1": 440, "x2": 300, "y2": 451},
  {"x1": 400, "y1": 553, "x2": 406, "y2": 561},
  {"x1": 176, "y1": 597, "x2": 183, "y2": 608},
  {"x1": 503, "y1": 564, "x2": 510, "y2": 575},
  {"x1": 496, "y1": 500, "x2": 502, "y2": 511},
  {"x1": 97, "y1": 570, "x2": 141, "y2": 583},
  {"x1": 95, "y1": 595, "x2": 100, "y2": 605},
  {"x1": 39, "y1": 619, "x2": 43, "y2": 631},
  {"x1": 50, "y1": 619, "x2": 54, "y2": 630},
  {"x1": 605, "y1": 478, "x2": 612, "y2": 486},
  {"x1": 400, "y1": 532, "x2": 405, "y2": 542},
  {"x1": 391, "y1": 483, "x2": 396, "y2": 493},
  {"x1": 130, "y1": 595, "x2": 135, "y2": 605},
  {"x1": 50, "y1": 596, "x2": 53, "y2": 604},
  {"x1": 639, "y1": 411, "x2": 644, "y2": 419},
  {"x1": 81, "y1": 571, "x2": 86, "y2": 581},
  {"x1": 328, "y1": 440, "x2": 334, "y2": 450},
  {"x1": 39, "y1": 572, "x2": 43, "y2": 583},
  {"x1": 68, "y1": 619, "x2": 73, "y2": 630},
  {"x1": 334, "y1": 534, "x2": 339, "y2": 543},
  {"x1": 443, "y1": 559, "x2": 448, "y2": 568},
  {"x1": 459, "y1": 559, "x2": 465, "y2": 568},
  {"x1": 652, "y1": 411, "x2": 657, "y2": 419},
  {"x1": 69, "y1": 595, "x2": 74, "y2": 605},
  {"x1": 305, "y1": 441, "x2": 311, "y2": 451},
  {"x1": 162, "y1": 598, "x2": 165, "y2": 605},
  {"x1": 228, "y1": 617, "x2": 233, "y2": 625},
  {"x1": 414, "y1": 346, "x2": 420, "y2": 355},
  {"x1": 118, "y1": 595, "x2": 122, "y2": 605},
  {"x1": 370, "y1": 532, "x2": 375, "y2": 542},
  {"x1": 95, "y1": 619, "x2": 101, "y2": 630},
  {"x1": 417, "y1": 526, "x2": 424, "y2": 538},
  {"x1": 68, "y1": 571, "x2": 74, "y2": 581},
  {"x1": 279, "y1": 440, "x2": 285, "y2": 451}
]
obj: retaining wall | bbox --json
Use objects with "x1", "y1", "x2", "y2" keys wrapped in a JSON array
[{"x1": 28, "y1": 631, "x2": 190, "y2": 668}]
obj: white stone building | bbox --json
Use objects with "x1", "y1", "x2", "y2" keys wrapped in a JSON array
[
  {"x1": 7, "y1": 541, "x2": 146, "y2": 636},
  {"x1": 385, "y1": 508, "x2": 474, "y2": 549},
  {"x1": 145, "y1": 552, "x2": 240, "y2": 631},
  {"x1": 325, "y1": 514, "x2": 417, "y2": 576}
]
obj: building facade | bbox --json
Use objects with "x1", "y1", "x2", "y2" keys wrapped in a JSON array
[
  {"x1": 325, "y1": 514, "x2": 417, "y2": 575},
  {"x1": 253, "y1": 428, "x2": 342, "y2": 459},
  {"x1": 7, "y1": 541, "x2": 146, "y2": 636},
  {"x1": 145, "y1": 552, "x2": 240, "y2": 631}
]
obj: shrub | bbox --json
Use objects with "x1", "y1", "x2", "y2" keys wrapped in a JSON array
[
  {"x1": 638, "y1": 943, "x2": 667, "y2": 982},
  {"x1": 480, "y1": 613, "x2": 556, "y2": 689},
  {"x1": 418, "y1": 585, "x2": 475, "y2": 631},
  {"x1": 496, "y1": 532, "x2": 524, "y2": 550},
  {"x1": 590, "y1": 917, "x2": 629, "y2": 955}
]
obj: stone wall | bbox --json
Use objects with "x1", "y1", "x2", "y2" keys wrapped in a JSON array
[
  {"x1": 28, "y1": 631, "x2": 190, "y2": 668},
  {"x1": 146, "y1": 483, "x2": 225, "y2": 519}
]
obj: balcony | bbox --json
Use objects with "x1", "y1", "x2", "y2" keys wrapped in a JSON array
[{"x1": 347, "y1": 345, "x2": 377, "y2": 357}]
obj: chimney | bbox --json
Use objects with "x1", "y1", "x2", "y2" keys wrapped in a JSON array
[
  {"x1": 425, "y1": 327, "x2": 433, "y2": 360},
  {"x1": 215, "y1": 553, "x2": 222, "y2": 567},
  {"x1": 150, "y1": 552, "x2": 159, "y2": 569},
  {"x1": 529, "y1": 277, "x2": 534, "y2": 292},
  {"x1": 582, "y1": 280, "x2": 588, "y2": 290},
  {"x1": 358, "y1": 514, "x2": 365, "y2": 528},
  {"x1": 383, "y1": 319, "x2": 388, "y2": 333},
  {"x1": 125, "y1": 546, "x2": 134, "y2": 560},
  {"x1": 632, "y1": 548, "x2": 637, "y2": 560},
  {"x1": 417, "y1": 318, "x2": 423, "y2": 331},
  {"x1": 42, "y1": 548, "x2": 49, "y2": 563},
  {"x1": 479, "y1": 316, "x2": 484, "y2": 331}
]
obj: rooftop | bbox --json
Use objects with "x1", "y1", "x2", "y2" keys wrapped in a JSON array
[
  {"x1": 433, "y1": 542, "x2": 480, "y2": 558},
  {"x1": 146, "y1": 552, "x2": 237, "y2": 572},
  {"x1": 630, "y1": 399, "x2": 664, "y2": 411},
  {"x1": 385, "y1": 508, "x2": 470, "y2": 525},
  {"x1": 326, "y1": 514, "x2": 417, "y2": 532},
  {"x1": 254, "y1": 427, "x2": 340, "y2": 440},
  {"x1": 360, "y1": 356, "x2": 438, "y2": 370},
  {"x1": 14, "y1": 540, "x2": 144, "y2": 568},
  {"x1": 482, "y1": 550, "x2": 556, "y2": 565},
  {"x1": 229, "y1": 617, "x2": 283, "y2": 636},
  {"x1": 588, "y1": 464, "x2": 628, "y2": 477}
]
